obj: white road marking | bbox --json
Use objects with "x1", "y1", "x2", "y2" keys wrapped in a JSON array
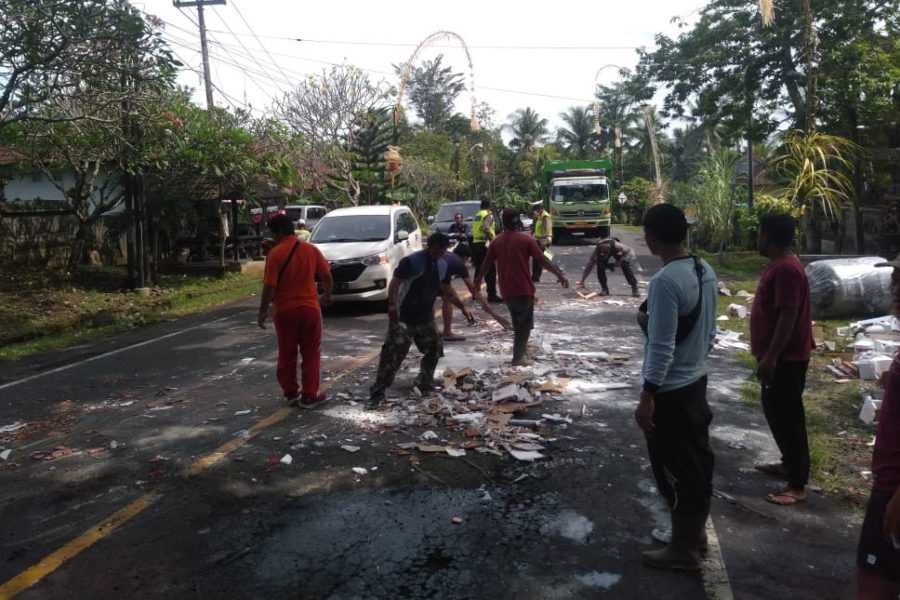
[
  {"x1": 702, "y1": 517, "x2": 735, "y2": 600},
  {"x1": 0, "y1": 312, "x2": 248, "y2": 393}
]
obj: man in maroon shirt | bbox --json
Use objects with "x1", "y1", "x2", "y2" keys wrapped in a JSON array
[
  {"x1": 857, "y1": 253, "x2": 900, "y2": 599},
  {"x1": 750, "y1": 214, "x2": 816, "y2": 506},
  {"x1": 476, "y1": 209, "x2": 569, "y2": 366}
]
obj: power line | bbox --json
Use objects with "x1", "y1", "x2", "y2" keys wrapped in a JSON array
[
  {"x1": 202, "y1": 29, "x2": 640, "y2": 51},
  {"x1": 207, "y1": 6, "x2": 289, "y2": 92},
  {"x1": 229, "y1": 0, "x2": 294, "y2": 82}
]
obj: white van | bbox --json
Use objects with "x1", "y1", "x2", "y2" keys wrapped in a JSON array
[
  {"x1": 284, "y1": 205, "x2": 327, "y2": 229},
  {"x1": 310, "y1": 205, "x2": 423, "y2": 302}
]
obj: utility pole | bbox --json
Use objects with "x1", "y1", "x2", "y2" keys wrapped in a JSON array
[{"x1": 174, "y1": 0, "x2": 225, "y2": 109}]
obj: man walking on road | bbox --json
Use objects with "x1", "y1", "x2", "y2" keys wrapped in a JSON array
[
  {"x1": 751, "y1": 214, "x2": 816, "y2": 507},
  {"x1": 635, "y1": 204, "x2": 717, "y2": 573},
  {"x1": 477, "y1": 209, "x2": 569, "y2": 367},
  {"x1": 471, "y1": 199, "x2": 501, "y2": 303},
  {"x1": 368, "y1": 233, "x2": 470, "y2": 409},
  {"x1": 441, "y1": 251, "x2": 512, "y2": 342},
  {"x1": 856, "y1": 253, "x2": 900, "y2": 599},
  {"x1": 258, "y1": 214, "x2": 333, "y2": 409},
  {"x1": 531, "y1": 202, "x2": 553, "y2": 283},
  {"x1": 577, "y1": 237, "x2": 640, "y2": 297}
]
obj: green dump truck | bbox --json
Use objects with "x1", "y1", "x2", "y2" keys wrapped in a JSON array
[{"x1": 542, "y1": 159, "x2": 613, "y2": 241}]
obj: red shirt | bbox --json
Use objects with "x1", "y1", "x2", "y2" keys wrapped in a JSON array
[
  {"x1": 483, "y1": 231, "x2": 544, "y2": 299},
  {"x1": 264, "y1": 237, "x2": 330, "y2": 314},
  {"x1": 750, "y1": 255, "x2": 815, "y2": 361},
  {"x1": 874, "y1": 351, "x2": 900, "y2": 490}
]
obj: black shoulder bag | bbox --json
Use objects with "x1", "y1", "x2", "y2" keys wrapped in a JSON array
[
  {"x1": 637, "y1": 256, "x2": 706, "y2": 345},
  {"x1": 275, "y1": 240, "x2": 301, "y2": 288}
]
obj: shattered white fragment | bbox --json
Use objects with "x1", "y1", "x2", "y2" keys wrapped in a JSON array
[
  {"x1": 0, "y1": 449, "x2": 11, "y2": 461},
  {"x1": 542, "y1": 413, "x2": 573, "y2": 424},
  {"x1": 341, "y1": 445, "x2": 361, "y2": 453},
  {"x1": 239, "y1": 357, "x2": 255, "y2": 365},
  {"x1": 421, "y1": 430, "x2": 439, "y2": 441},
  {"x1": 0, "y1": 422, "x2": 27, "y2": 434},
  {"x1": 352, "y1": 467, "x2": 368, "y2": 476},
  {"x1": 860, "y1": 395, "x2": 882, "y2": 425},
  {"x1": 450, "y1": 412, "x2": 485, "y2": 424},
  {"x1": 446, "y1": 448, "x2": 467, "y2": 457},
  {"x1": 234, "y1": 410, "x2": 252, "y2": 416},
  {"x1": 507, "y1": 448, "x2": 545, "y2": 461},
  {"x1": 727, "y1": 304, "x2": 748, "y2": 319},
  {"x1": 279, "y1": 454, "x2": 293, "y2": 465}
]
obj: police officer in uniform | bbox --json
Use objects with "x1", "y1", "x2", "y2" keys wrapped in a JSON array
[
  {"x1": 471, "y1": 199, "x2": 501, "y2": 303},
  {"x1": 531, "y1": 202, "x2": 553, "y2": 282}
]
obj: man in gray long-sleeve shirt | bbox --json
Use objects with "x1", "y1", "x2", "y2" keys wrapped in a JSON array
[{"x1": 636, "y1": 203, "x2": 718, "y2": 574}]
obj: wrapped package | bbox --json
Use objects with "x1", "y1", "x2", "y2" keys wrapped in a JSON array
[{"x1": 806, "y1": 257, "x2": 893, "y2": 319}]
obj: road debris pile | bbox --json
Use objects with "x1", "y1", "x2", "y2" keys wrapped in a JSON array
[
  {"x1": 824, "y1": 315, "x2": 900, "y2": 383},
  {"x1": 381, "y1": 325, "x2": 638, "y2": 464}
]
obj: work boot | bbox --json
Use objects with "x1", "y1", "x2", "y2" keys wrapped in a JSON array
[
  {"x1": 632, "y1": 286, "x2": 641, "y2": 298},
  {"x1": 641, "y1": 513, "x2": 707, "y2": 572},
  {"x1": 299, "y1": 393, "x2": 327, "y2": 410},
  {"x1": 652, "y1": 525, "x2": 708, "y2": 555},
  {"x1": 488, "y1": 295, "x2": 504, "y2": 304},
  {"x1": 598, "y1": 289, "x2": 610, "y2": 297},
  {"x1": 366, "y1": 391, "x2": 385, "y2": 411}
]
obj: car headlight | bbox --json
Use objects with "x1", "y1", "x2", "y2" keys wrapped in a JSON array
[{"x1": 361, "y1": 254, "x2": 389, "y2": 266}]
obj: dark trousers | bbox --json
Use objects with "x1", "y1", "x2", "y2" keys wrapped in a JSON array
[
  {"x1": 506, "y1": 295, "x2": 534, "y2": 361},
  {"x1": 597, "y1": 257, "x2": 638, "y2": 293},
  {"x1": 761, "y1": 361, "x2": 811, "y2": 489},
  {"x1": 472, "y1": 242, "x2": 498, "y2": 299},
  {"x1": 646, "y1": 376, "x2": 714, "y2": 517}
]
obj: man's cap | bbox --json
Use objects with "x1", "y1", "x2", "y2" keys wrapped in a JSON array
[
  {"x1": 875, "y1": 253, "x2": 900, "y2": 269},
  {"x1": 297, "y1": 219, "x2": 306, "y2": 226}
]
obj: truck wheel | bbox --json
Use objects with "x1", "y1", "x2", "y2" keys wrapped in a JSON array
[
  {"x1": 597, "y1": 226, "x2": 610, "y2": 239},
  {"x1": 552, "y1": 229, "x2": 563, "y2": 245}
]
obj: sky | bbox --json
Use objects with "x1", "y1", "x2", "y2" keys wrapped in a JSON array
[{"x1": 136, "y1": 0, "x2": 703, "y2": 131}]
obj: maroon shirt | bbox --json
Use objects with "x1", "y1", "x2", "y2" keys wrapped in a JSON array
[
  {"x1": 874, "y1": 352, "x2": 900, "y2": 490},
  {"x1": 483, "y1": 231, "x2": 544, "y2": 299},
  {"x1": 750, "y1": 255, "x2": 815, "y2": 362}
]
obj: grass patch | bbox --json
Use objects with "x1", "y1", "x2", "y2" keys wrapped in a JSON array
[{"x1": 0, "y1": 267, "x2": 261, "y2": 360}]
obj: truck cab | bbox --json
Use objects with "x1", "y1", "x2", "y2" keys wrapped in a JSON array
[{"x1": 544, "y1": 159, "x2": 613, "y2": 240}]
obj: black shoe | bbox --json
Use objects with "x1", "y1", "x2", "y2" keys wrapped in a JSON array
[
  {"x1": 366, "y1": 392, "x2": 384, "y2": 411},
  {"x1": 488, "y1": 296, "x2": 504, "y2": 304}
]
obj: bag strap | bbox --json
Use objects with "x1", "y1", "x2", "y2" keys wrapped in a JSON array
[{"x1": 275, "y1": 240, "x2": 301, "y2": 288}]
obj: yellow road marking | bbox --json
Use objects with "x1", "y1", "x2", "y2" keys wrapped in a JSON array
[
  {"x1": 0, "y1": 296, "x2": 474, "y2": 598},
  {"x1": 0, "y1": 493, "x2": 161, "y2": 600}
]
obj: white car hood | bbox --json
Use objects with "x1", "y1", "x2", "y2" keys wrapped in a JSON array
[{"x1": 313, "y1": 240, "x2": 390, "y2": 262}]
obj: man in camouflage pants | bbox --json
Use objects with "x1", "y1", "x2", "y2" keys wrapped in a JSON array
[{"x1": 368, "y1": 233, "x2": 472, "y2": 409}]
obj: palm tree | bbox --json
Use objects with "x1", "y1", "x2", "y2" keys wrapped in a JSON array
[
  {"x1": 506, "y1": 107, "x2": 548, "y2": 155},
  {"x1": 770, "y1": 130, "x2": 858, "y2": 252},
  {"x1": 556, "y1": 106, "x2": 597, "y2": 159}
]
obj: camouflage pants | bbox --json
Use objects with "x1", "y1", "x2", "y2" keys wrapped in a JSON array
[{"x1": 370, "y1": 320, "x2": 443, "y2": 397}]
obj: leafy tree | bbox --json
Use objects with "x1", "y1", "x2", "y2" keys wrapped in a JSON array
[
  {"x1": 349, "y1": 107, "x2": 393, "y2": 205},
  {"x1": 275, "y1": 65, "x2": 388, "y2": 205},
  {"x1": 506, "y1": 107, "x2": 549, "y2": 155},
  {"x1": 770, "y1": 130, "x2": 858, "y2": 252},
  {"x1": 401, "y1": 157, "x2": 462, "y2": 218},
  {"x1": 693, "y1": 149, "x2": 740, "y2": 260},
  {"x1": 0, "y1": 0, "x2": 176, "y2": 134},
  {"x1": 557, "y1": 106, "x2": 598, "y2": 159},
  {"x1": 395, "y1": 55, "x2": 466, "y2": 132}
]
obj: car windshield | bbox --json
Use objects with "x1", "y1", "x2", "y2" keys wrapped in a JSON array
[
  {"x1": 552, "y1": 183, "x2": 609, "y2": 203},
  {"x1": 311, "y1": 215, "x2": 391, "y2": 243},
  {"x1": 435, "y1": 204, "x2": 479, "y2": 221}
]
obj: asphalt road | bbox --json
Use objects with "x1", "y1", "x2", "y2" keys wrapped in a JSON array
[{"x1": 0, "y1": 229, "x2": 860, "y2": 599}]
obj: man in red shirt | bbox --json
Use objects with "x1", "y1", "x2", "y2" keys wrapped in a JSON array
[
  {"x1": 856, "y1": 253, "x2": 900, "y2": 599},
  {"x1": 476, "y1": 209, "x2": 569, "y2": 366},
  {"x1": 258, "y1": 214, "x2": 333, "y2": 409},
  {"x1": 750, "y1": 213, "x2": 816, "y2": 506}
]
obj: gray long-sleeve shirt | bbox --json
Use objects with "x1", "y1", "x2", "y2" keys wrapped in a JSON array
[{"x1": 641, "y1": 257, "x2": 718, "y2": 394}]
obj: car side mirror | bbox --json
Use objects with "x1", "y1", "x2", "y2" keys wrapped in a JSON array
[
  {"x1": 396, "y1": 230, "x2": 410, "y2": 242},
  {"x1": 427, "y1": 215, "x2": 435, "y2": 224}
]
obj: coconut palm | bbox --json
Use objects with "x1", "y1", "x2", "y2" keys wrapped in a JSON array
[
  {"x1": 506, "y1": 107, "x2": 549, "y2": 155},
  {"x1": 556, "y1": 106, "x2": 597, "y2": 159}
]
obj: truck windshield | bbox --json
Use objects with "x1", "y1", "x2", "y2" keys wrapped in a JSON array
[{"x1": 552, "y1": 183, "x2": 609, "y2": 203}]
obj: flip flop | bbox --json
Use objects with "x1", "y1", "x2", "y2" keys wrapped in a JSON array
[
  {"x1": 754, "y1": 463, "x2": 788, "y2": 478},
  {"x1": 443, "y1": 334, "x2": 466, "y2": 342},
  {"x1": 766, "y1": 490, "x2": 807, "y2": 506}
]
